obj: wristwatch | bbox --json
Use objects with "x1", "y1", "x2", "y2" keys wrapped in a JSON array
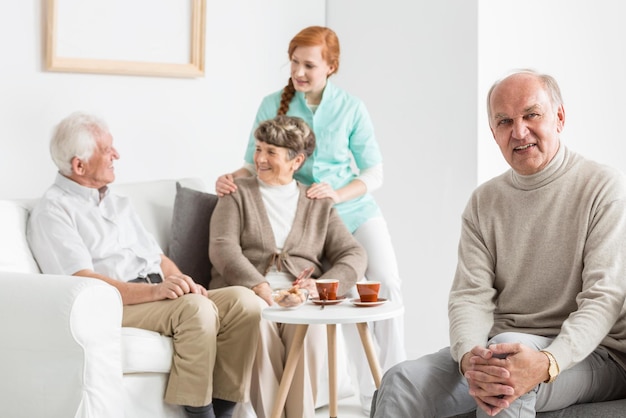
[{"x1": 540, "y1": 350, "x2": 559, "y2": 383}]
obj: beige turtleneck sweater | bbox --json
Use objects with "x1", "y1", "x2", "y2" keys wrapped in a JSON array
[{"x1": 449, "y1": 145, "x2": 626, "y2": 372}]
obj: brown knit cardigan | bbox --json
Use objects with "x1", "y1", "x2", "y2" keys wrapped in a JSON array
[{"x1": 208, "y1": 177, "x2": 367, "y2": 296}]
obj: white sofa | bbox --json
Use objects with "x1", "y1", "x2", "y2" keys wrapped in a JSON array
[{"x1": 0, "y1": 178, "x2": 353, "y2": 418}]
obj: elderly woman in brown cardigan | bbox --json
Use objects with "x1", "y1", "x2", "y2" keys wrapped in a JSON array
[{"x1": 209, "y1": 115, "x2": 367, "y2": 418}]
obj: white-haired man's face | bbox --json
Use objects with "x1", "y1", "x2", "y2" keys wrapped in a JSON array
[
  {"x1": 72, "y1": 130, "x2": 119, "y2": 189},
  {"x1": 489, "y1": 73, "x2": 565, "y2": 176}
]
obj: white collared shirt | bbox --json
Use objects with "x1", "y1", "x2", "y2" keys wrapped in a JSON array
[{"x1": 27, "y1": 173, "x2": 163, "y2": 282}]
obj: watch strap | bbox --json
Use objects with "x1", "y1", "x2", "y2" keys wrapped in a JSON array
[{"x1": 540, "y1": 350, "x2": 559, "y2": 383}]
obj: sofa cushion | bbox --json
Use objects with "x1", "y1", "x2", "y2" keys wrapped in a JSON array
[
  {"x1": 121, "y1": 327, "x2": 174, "y2": 374},
  {"x1": 0, "y1": 201, "x2": 40, "y2": 274},
  {"x1": 167, "y1": 183, "x2": 218, "y2": 288}
]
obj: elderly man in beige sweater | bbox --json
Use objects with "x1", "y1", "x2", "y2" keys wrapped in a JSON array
[{"x1": 372, "y1": 69, "x2": 626, "y2": 417}]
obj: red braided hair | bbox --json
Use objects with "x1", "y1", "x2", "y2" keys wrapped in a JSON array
[{"x1": 277, "y1": 26, "x2": 340, "y2": 116}]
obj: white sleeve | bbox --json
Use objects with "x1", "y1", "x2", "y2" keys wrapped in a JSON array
[
  {"x1": 243, "y1": 162, "x2": 256, "y2": 175},
  {"x1": 357, "y1": 163, "x2": 383, "y2": 192},
  {"x1": 27, "y1": 203, "x2": 95, "y2": 276}
]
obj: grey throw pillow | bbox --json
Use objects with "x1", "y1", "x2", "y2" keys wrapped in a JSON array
[{"x1": 167, "y1": 182, "x2": 218, "y2": 288}]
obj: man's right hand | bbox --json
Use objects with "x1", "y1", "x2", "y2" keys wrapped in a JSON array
[
  {"x1": 155, "y1": 274, "x2": 207, "y2": 300},
  {"x1": 73, "y1": 268, "x2": 207, "y2": 305}
]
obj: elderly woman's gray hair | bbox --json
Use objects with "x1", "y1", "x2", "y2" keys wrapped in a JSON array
[
  {"x1": 50, "y1": 112, "x2": 109, "y2": 176},
  {"x1": 254, "y1": 115, "x2": 316, "y2": 161}
]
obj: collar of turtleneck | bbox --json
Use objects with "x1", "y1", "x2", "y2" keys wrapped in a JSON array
[{"x1": 509, "y1": 144, "x2": 574, "y2": 191}]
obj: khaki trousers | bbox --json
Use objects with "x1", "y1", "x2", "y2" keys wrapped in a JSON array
[
  {"x1": 123, "y1": 286, "x2": 261, "y2": 407},
  {"x1": 250, "y1": 296, "x2": 327, "y2": 418}
]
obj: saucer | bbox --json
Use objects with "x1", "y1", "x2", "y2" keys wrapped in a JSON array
[
  {"x1": 350, "y1": 297, "x2": 387, "y2": 307},
  {"x1": 310, "y1": 297, "x2": 345, "y2": 306}
]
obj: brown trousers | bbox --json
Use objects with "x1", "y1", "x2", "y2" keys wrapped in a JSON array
[{"x1": 123, "y1": 286, "x2": 261, "y2": 407}]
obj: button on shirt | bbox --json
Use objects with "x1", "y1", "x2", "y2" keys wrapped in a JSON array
[{"x1": 27, "y1": 173, "x2": 163, "y2": 282}]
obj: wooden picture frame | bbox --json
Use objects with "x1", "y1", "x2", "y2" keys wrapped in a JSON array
[{"x1": 45, "y1": 0, "x2": 206, "y2": 78}]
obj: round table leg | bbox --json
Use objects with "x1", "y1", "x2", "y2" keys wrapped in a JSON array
[
  {"x1": 270, "y1": 324, "x2": 309, "y2": 418},
  {"x1": 356, "y1": 322, "x2": 383, "y2": 388},
  {"x1": 327, "y1": 324, "x2": 337, "y2": 418}
]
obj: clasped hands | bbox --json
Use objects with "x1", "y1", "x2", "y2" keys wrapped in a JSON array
[
  {"x1": 462, "y1": 343, "x2": 550, "y2": 416},
  {"x1": 156, "y1": 273, "x2": 207, "y2": 300}
]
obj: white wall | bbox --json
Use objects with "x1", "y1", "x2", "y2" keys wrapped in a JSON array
[
  {"x1": 0, "y1": 1, "x2": 325, "y2": 198},
  {"x1": 478, "y1": 0, "x2": 626, "y2": 183},
  {"x1": 328, "y1": 0, "x2": 479, "y2": 358}
]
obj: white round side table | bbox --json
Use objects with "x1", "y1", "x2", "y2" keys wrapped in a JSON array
[{"x1": 262, "y1": 300, "x2": 404, "y2": 418}]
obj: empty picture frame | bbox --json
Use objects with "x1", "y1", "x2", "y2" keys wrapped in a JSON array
[{"x1": 45, "y1": 0, "x2": 206, "y2": 78}]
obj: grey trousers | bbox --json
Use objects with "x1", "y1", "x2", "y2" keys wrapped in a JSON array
[{"x1": 372, "y1": 332, "x2": 626, "y2": 418}]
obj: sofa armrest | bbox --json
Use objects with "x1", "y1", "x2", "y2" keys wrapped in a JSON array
[{"x1": 0, "y1": 272, "x2": 125, "y2": 418}]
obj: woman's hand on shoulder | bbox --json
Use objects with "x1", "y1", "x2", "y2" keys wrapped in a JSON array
[
  {"x1": 306, "y1": 182, "x2": 340, "y2": 203},
  {"x1": 215, "y1": 173, "x2": 237, "y2": 197},
  {"x1": 216, "y1": 167, "x2": 254, "y2": 197}
]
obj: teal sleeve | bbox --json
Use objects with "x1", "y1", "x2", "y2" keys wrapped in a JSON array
[
  {"x1": 244, "y1": 94, "x2": 281, "y2": 164},
  {"x1": 349, "y1": 100, "x2": 383, "y2": 169}
]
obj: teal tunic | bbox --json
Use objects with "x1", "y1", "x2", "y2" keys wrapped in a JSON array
[{"x1": 245, "y1": 80, "x2": 383, "y2": 232}]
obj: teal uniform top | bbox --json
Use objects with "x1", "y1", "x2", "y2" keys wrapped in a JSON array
[{"x1": 245, "y1": 80, "x2": 383, "y2": 232}]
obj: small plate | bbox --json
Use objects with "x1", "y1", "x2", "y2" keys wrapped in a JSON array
[
  {"x1": 310, "y1": 297, "x2": 346, "y2": 306},
  {"x1": 350, "y1": 298, "x2": 388, "y2": 307}
]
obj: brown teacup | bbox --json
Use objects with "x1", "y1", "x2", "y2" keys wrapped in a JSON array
[
  {"x1": 315, "y1": 279, "x2": 339, "y2": 300},
  {"x1": 357, "y1": 281, "x2": 381, "y2": 302}
]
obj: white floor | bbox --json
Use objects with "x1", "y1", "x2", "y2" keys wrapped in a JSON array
[{"x1": 315, "y1": 394, "x2": 368, "y2": 418}]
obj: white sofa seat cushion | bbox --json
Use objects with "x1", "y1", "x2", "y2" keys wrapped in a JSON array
[{"x1": 121, "y1": 327, "x2": 174, "y2": 374}]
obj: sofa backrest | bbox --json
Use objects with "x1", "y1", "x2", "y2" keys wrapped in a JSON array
[
  {"x1": 0, "y1": 200, "x2": 40, "y2": 273},
  {"x1": 112, "y1": 177, "x2": 217, "y2": 288},
  {"x1": 111, "y1": 177, "x2": 205, "y2": 250}
]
